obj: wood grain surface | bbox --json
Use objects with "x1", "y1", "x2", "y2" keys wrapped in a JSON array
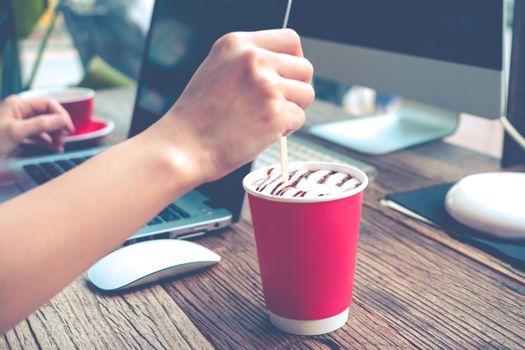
[
  {"x1": 2, "y1": 280, "x2": 212, "y2": 350},
  {"x1": 3, "y1": 89, "x2": 524, "y2": 349}
]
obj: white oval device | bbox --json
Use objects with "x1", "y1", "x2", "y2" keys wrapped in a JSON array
[
  {"x1": 445, "y1": 172, "x2": 525, "y2": 240},
  {"x1": 87, "y1": 239, "x2": 221, "y2": 291}
]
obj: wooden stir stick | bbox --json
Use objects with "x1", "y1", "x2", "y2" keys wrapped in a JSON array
[{"x1": 280, "y1": 0, "x2": 293, "y2": 183}]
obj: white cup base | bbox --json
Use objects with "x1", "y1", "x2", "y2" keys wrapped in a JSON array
[{"x1": 268, "y1": 308, "x2": 349, "y2": 336}]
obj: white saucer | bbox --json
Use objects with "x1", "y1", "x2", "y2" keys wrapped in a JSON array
[{"x1": 64, "y1": 117, "x2": 115, "y2": 143}]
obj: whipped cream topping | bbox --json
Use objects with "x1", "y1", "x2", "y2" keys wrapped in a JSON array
[{"x1": 252, "y1": 167, "x2": 361, "y2": 198}]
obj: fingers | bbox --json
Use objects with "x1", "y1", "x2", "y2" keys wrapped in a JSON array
[
  {"x1": 214, "y1": 29, "x2": 315, "y2": 109},
  {"x1": 264, "y1": 51, "x2": 314, "y2": 83},
  {"x1": 278, "y1": 78, "x2": 316, "y2": 110},
  {"x1": 35, "y1": 132, "x2": 54, "y2": 145},
  {"x1": 7, "y1": 96, "x2": 75, "y2": 134},
  {"x1": 4, "y1": 95, "x2": 75, "y2": 135},
  {"x1": 23, "y1": 131, "x2": 67, "y2": 152},
  {"x1": 281, "y1": 101, "x2": 307, "y2": 136},
  {"x1": 248, "y1": 29, "x2": 303, "y2": 56},
  {"x1": 217, "y1": 29, "x2": 303, "y2": 57},
  {"x1": 13, "y1": 114, "x2": 73, "y2": 143},
  {"x1": 246, "y1": 33, "x2": 314, "y2": 108},
  {"x1": 48, "y1": 130, "x2": 67, "y2": 152},
  {"x1": 26, "y1": 99, "x2": 75, "y2": 134},
  {"x1": 239, "y1": 32, "x2": 314, "y2": 132}
]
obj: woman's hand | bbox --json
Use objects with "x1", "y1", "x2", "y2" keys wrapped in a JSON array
[
  {"x1": 149, "y1": 29, "x2": 315, "y2": 185},
  {"x1": 0, "y1": 95, "x2": 75, "y2": 157}
]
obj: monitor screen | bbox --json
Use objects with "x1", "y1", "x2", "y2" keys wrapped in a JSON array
[
  {"x1": 289, "y1": 0, "x2": 502, "y2": 70},
  {"x1": 291, "y1": 0, "x2": 505, "y2": 118},
  {"x1": 130, "y1": 0, "x2": 289, "y2": 220}
]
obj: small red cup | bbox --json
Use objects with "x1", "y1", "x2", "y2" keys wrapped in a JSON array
[
  {"x1": 19, "y1": 87, "x2": 95, "y2": 133},
  {"x1": 243, "y1": 161, "x2": 368, "y2": 335}
]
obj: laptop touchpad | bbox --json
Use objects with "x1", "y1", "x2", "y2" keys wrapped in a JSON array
[{"x1": 0, "y1": 182, "x2": 23, "y2": 203}]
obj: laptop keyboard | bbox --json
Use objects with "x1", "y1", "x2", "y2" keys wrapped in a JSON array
[
  {"x1": 21, "y1": 136, "x2": 372, "y2": 228},
  {"x1": 255, "y1": 135, "x2": 376, "y2": 177},
  {"x1": 22, "y1": 156, "x2": 189, "y2": 226},
  {"x1": 23, "y1": 157, "x2": 91, "y2": 184}
]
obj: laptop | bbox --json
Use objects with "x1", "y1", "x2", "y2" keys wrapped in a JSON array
[{"x1": 0, "y1": 0, "x2": 291, "y2": 243}]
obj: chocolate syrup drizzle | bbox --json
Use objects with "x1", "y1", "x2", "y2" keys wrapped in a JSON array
[{"x1": 252, "y1": 167, "x2": 359, "y2": 198}]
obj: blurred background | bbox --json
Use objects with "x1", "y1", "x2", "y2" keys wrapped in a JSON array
[
  {"x1": 1, "y1": 0, "x2": 515, "y2": 157},
  {"x1": 1, "y1": 0, "x2": 154, "y2": 93}
]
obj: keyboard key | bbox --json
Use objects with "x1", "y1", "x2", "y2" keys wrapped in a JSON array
[
  {"x1": 23, "y1": 155, "x2": 95, "y2": 185},
  {"x1": 56, "y1": 159, "x2": 76, "y2": 171},
  {"x1": 147, "y1": 216, "x2": 163, "y2": 226},
  {"x1": 146, "y1": 204, "x2": 189, "y2": 227},
  {"x1": 23, "y1": 165, "x2": 51, "y2": 184},
  {"x1": 39, "y1": 162, "x2": 64, "y2": 178},
  {"x1": 71, "y1": 157, "x2": 89, "y2": 165},
  {"x1": 169, "y1": 204, "x2": 190, "y2": 218},
  {"x1": 254, "y1": 135, "x2": 375, "y2": 178},
  {"x1": 159, "y1": 207, "x2": 182, "y2": 222}
]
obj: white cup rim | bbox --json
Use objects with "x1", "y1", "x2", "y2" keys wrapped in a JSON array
[
  {"x1": 18, "y1": 87, "x2": 95, "y2": 103},
  {"x1": 243, "y1": 161, "x2": 368, "y2": 203}
]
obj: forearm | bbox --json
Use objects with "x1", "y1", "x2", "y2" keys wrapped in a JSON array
[
  {"x1": 0, "y1": 28, "x2": 315, "y2": 333},
  {"x1": 0, "y1": 129, "x2": 198, "y2": 333}
]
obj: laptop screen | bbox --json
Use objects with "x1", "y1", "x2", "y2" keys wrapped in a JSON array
[{"x1": 130, "y1": 0, "x2": 289, "y2": 221}]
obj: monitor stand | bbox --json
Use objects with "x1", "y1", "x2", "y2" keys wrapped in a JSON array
[{"x1": 309, "y1": 100, "x2": 459, "y2": 155}]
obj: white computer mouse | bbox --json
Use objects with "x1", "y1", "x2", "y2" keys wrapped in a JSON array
[
  {"x1": 87, "y1": 239, "x2": 221, "y2": 292},
  {"x1": 445, "y1": 172, "x2": 525, "y2": 240}
]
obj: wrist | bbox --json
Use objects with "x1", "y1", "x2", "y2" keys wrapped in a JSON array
[{"x1": 133, "y1": 123, "x2": 205, "y2": 198}]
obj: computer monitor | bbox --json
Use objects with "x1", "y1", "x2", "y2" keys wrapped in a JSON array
[
  {"x1": 289, "y1": 0, "x2": 506, "y2": 154},
  {"x1": 502, "y1": 0, "x2": 525, "y2": 166}
]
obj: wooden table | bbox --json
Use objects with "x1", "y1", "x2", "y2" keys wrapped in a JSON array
[{"x1": 3, "y1": 89, "x2": 525, "y2": 349}]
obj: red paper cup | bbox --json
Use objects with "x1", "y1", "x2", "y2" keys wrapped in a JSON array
[
  {"x1": 243, "y1": 161, "x2": 368, "y2": 335},
  {"x1": 19, "y1": 87, "x2": 95, "y2": 133}
]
